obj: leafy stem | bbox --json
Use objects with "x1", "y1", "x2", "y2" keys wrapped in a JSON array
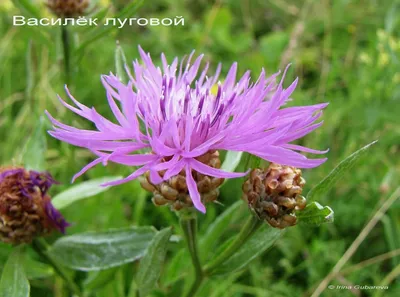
[
  {"x1": 179, "y1": 210, "x2": 204, "y2": 297},
  {"x1": 179, "y1": 209, "x2": 262, "y2": 295},
  {"x1": 32, "y1": 238, "x2": 82, "y2": 297},
  {"x1": 204, "y1": 215, "x2": 262, "y2": 275}
]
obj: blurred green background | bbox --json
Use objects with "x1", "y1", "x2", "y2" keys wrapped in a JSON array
[{"x1": 0, "y1": 0, "x2": 400, "y2": 296}]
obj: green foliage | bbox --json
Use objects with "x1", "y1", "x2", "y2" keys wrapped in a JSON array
[
  {"x1": 0, "y1": 248, "x2": 30, "y2": 297},
  {"x1": 83, "y1": 268, "x2": 119, "y2": 292},
  {"x1": 47, "y1": 227, "x2": 156, "y2": 271},
  {"x1": 297, "y1": 202, "x2": 334, "y2": 225},
  {"x1": 22, "y1": 256, "x2": 54, "y2": 280},
  {"x1": 115, "y1": 41, "x2": 128, "y2": 84},
  {"x1": 11, "y1": 0, "x2": 40, "y2": 18},
  {"x1": 200, "y1": 201, "x2": 244, "y2": 259},
  {"x1": 52, "y1": 176, "x2": 123, "y2": 210},
  {"x1": 0, "y1": 0, "x2": 399, "y2": 296},
  {"x1": 20, "y1": 116, "x2": 47, "y2": 171},
  {"x1": 307, "y1": 140, "x2": 378, "y2": 202},
  {"x1": 220, "y1": 151, "x2": 243, "y2": 173},
  {"x1": 75, "y1": 0, "x2": 144, "y2": 58},
  {"x1": 212, "y1": 225, "x2": 282, "y2": 275},
  {"x1": 137, "y1": 228, "x2": 172, "y2": 297}
]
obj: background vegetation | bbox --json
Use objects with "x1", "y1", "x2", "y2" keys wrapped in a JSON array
[{"x1": 0, "y1": 0, "x2": 399, "y2": 296}]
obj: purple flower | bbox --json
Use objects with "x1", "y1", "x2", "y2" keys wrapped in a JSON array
[
  {"x1": 0, "y1": 167, "x2": 69, "y2": 243},
  {"x1": 46, "y1": 47, "x2": 328, "y2": 213}
]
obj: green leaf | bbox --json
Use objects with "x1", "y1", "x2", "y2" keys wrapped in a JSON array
[
  {"x1": 84, "y1": 268, "x2": 119, "y2": 292},
  {"x1": 52, "y1": 176, "x2": 123, "y2": 210},
  {"x1": 21, "y1": 116, "x2": 47, "y2": 171},
  {"x1": 307, "y1": 140, "x2": 378, "y2": 201},
  {"x1": 296, "y1": 202, "x2": 334, "y2": 225},
  {"x1": 23, "y1": 256, "x2": 54, "y2": 280},
  {"x1": 47, "y1": 227, "x2": 156, "y2": 271},
  {"x1": 385, "y1": 2, "x2": 400, "y2": 34},
  {"x1": 25, "y1": 41, "x2": 34, "y2": 103},
  {"x1": 137, "y1": 228, "x2": 172, "y2": 297},
  {"x1": 212, "y1": 225, "x2": 282, "y2": 275},
  {"x1": 12, "y1": 0, "x2": 41, "y2": 18},
  {"x1": 200, "y1": 201, "x2": 244, "y2": 258},
  {"x1": 115, "y1": 42, "x2": 128, "y2": 84},
  {"x1": 221, "y1": 151, "x2": 243, "y2": 172},
  {"x1": 75, "y1": 0, "x2": 144, "y2": 57},
  {"x1": 0, "y1": 248, "x2": 30, "y2": 297},
  {"x1": 242, "y1": 153, "x2": 262, "y2": 169}
]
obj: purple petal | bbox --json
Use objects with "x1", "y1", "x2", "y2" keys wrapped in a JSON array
[
  {"x1": 185, "y1": 165, "x2": 206, "y2": 213},
  {"x1": 189, "y1": 158, "x2": 248, "y2": 178},
  {"x1": 72, "y1": 158, "x2": 104, "y2": 182}
]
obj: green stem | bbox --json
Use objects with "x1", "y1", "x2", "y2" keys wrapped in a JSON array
[
  {"x1": 204, "y1": 215, "x2": 262, "y2": 275},
  {"x1": 32, "y1": 238, "x2": 82, "y2": 297},
  {"x1": 180, "y1": 211, "x2": 204, "y2": 297},
  {"x1": 61, "y1": 25, "x2": 71, "y2": 84}
]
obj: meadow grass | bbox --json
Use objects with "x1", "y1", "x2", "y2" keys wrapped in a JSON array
[{"x1": 0, "y1": 0, "x2": 399, "y2": 296}]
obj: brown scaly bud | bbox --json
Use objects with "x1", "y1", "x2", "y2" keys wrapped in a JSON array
[
  {"x1": 140, "y1": 150, "x2": 224, "y2": 211},
  {"x1": 0, "y1": 167, "x2": 69, "y2": 245},
  {"x1": 47, "y1": 0, "x2": 90, "y2": 18},
  {"x1": 242, "y1": 163, "x2": 306, "y2": 229}
]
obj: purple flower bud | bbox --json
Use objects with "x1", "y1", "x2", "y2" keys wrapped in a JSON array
[{"x1": 0, "y1": 167, "x2": 69, "y2": 244}]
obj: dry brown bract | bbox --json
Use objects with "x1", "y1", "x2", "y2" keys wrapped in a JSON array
[
  {"x1": 47, "y1": 0, "x2": 90, "y2": 18},
  {"x1": 242, "y1": 163, "x2": 307, "y2": 229},
  {"x1": 140, "y1": 150, "x2": 224, "y2": 211}
]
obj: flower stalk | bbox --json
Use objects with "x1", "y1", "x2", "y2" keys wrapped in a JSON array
[
  {"x1": 32, "y1": 238, "x2": 82, "y2": 297},
  {"x1": 179, "y1": 209, "x2": 204, "y2": 297},
  {"x1": 61, "y1": 26, "x2": 71, "y2": 84},
  {"x1": 204, "y1": 215, "x2": 262, "y2": 275}
]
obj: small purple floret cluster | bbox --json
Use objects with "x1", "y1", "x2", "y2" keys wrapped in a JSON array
[
  {"x1": 0, "y1": 168, "x2": 69, "y2": 233},
  {"x1": 47, "y1": 47, "x2": 328, "y2": 213}
]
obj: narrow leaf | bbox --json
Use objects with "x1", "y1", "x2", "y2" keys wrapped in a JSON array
[
  {"x1": 75, "y1": 0, "x2": 144, "y2": 57},
  {"x1": 200, "y1": 201, "x2": 244, "y2": 257},
  {"x1": 242, "y1": 153, "x2": 262, "y2": 169},
  {"x1": 213, "y1": 225, "x2": 282, "y2": 275},
  {"x1": 0, "y1": 248, "x2": 30, "y2": 297},
  {"x1": 12, "y1": 0, "x2": 41, "y2": 18},
  {"x1": 115, "y1": 42, "x2": 128, "y2": 84},
  {"x1": 21, "y1": 116, "x2": 47, "y2": 171},
  {"x1": 221, "y1": 151, "x2": 243, "y2": 172},
  {"x1": 248, "y1": 154, "x2": 262, "y2": 168},
  {"x1": 137, "y1": 228, "x2": 172, "y2": 297},
  {"x1": 25, "y1": 40, "x2": 34, "y2": 103},
  {"x1": 307, "y1": 140, "x2": 378, "y2": 201},
  {"x1": 23, "y1": 257, "x2": 54, "y2": 280},
  {"x1": 296, "y1": 202, "x2": 334, "y2": 225},
  {"x1": 84, "y1": 268, "x2": 119, "y2": 292},
  {"x1": 52, "y1": 176, "x2": 123, "y2": 210},
  {"x1": 47, "y1": 227, "x2": 156, "y2": 271}
]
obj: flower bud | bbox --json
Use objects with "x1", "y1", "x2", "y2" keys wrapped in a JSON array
[
  {"x1": 140, "y1": 150, "x2": 224, "y2": 211},
  {"x1": 242, "y1": 163, "x2": 306, "y2": 229},
  {"x1": 0, "y1": 167, "x2": 69, "y2": 244},
  {"x1": 47, "y1": 0, "x2": 90, "y2": 17}
]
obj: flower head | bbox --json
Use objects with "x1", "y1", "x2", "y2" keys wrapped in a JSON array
[
  {"x1": 47, "y1": 0, "x2": 90, "y2": 18},
  {"x1": 46, "y1": 47, "x2": 327, "y2": 213},
  {"x1": 0, "y1": 167, "x2": 69, "y2": 244},
  {"x1": 242, "y1": 163, "x2": 307, "y2": 229}
]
